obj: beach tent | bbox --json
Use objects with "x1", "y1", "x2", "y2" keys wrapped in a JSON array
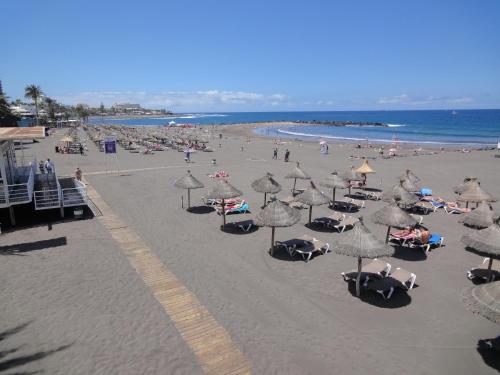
[
  {"x1": 174, "y1": 170, "x2": 204, "y2": 209},
  {"x1": 334, "y1": 218, "x2": 394, "y2": 297},
  {"x1": 284, "y1": 162, "x2": 311, "y2": 195},
  {"x1": 372, "y1": 204, "x2": 417, "y2": 243},
  {"x1": 251, "y1": 173, "x2": 282, "y2": 207},
  {"x1": 319, "y1": 172, "x2": 349, "y2": 204},
  {"x1": 463, "y1": 281, "x2": 500, "y2": 325},
  {"x1": 294, "y1": 181, "x2": 330, "y2": 224},
  {"x1": 254, "y1": 197, "x2": 301, "y2": 255},
  {"x1": 206, "y1": 179, "x2": 242, "y2": 228}
]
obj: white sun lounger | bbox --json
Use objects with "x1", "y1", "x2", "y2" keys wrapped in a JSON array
[
  {"x1": 341, "y1": 259, "x2": 392, "y2": 286},
  {"x1": 329, "y1": 216, "x2": 358, "y2": 232},
  {"x1": 467, "y1": 257, "x2": 500, "y2": 282},
  {"x1": 367, "y1": 267, "x2": 416, "y2": 300}
]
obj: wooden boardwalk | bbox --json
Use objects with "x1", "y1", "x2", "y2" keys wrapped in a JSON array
[{"x1": 85, "y1": 180, "x2": 252, "y2": 375}]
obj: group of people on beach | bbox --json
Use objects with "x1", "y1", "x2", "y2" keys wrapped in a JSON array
[
  {"x1": 272, "y1": 147, "x2": 290, "y2": 162},
  {"x1": 38, "y1": 159, "x2": 55, "y2": 174}
]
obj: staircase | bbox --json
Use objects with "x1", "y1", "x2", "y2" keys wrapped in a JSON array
[
  {"x1": 59, "y1": 177, "x2": 87, "y2": 207},
  {"x1": 34, "y1": 174, "x2": 61, "y2": 210}
]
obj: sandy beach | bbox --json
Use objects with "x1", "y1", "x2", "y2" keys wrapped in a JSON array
[{"x1": 1, "y1": 126, "x2": 499, "y2": 374}]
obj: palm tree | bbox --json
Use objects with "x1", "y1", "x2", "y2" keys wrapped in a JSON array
[
  {"x1": 0, "y1": 81, "x2": 20, "y2": 127},
  {"x1": 24, "y1": 84, "x2": 43, "y2": 126}
]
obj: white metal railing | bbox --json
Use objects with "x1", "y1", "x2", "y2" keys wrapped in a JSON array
[
  {"x1": 0, "y1": 166, "x2": 35, "y2": 207},
  {"x1": 62, "y1": 180, "x2": 87, "y2": 207},
  {"x1": 34, "y1": 188, "x2": 61, "y2": 210}
]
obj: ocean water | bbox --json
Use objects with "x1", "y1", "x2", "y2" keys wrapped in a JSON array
[{"x1": 89, "y1": 110, "x2": 500, "y2": 147}]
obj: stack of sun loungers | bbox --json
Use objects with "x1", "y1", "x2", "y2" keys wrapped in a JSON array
[
  {"x1": 276, "y1": 234, "x2": 330, "y2": 262},
  {"x1": 342, "y1": 259, "x2": 416, "y2": 300}
]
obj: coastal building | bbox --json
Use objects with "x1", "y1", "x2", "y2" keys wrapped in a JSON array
[
  {"x1": 112, "y1": 103, "x2": 142, "y2": 113},
  {"x1": 0, "y1": 127, "x2": 87, "y2": 227}
]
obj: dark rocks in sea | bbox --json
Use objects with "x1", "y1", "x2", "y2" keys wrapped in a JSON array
[{"x1": 294, "y1": 120, "x2": 387, "y2": 127}]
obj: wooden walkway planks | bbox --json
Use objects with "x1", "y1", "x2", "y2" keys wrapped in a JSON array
[{"x1": 85, "y1": 180, "x2": 252, "y2": 375}]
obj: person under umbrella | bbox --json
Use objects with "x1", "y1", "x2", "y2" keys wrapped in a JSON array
[
  {"x1": 174, "y1": 170, "x2": 204, "y2": 210},
  {"x1": 334, "y1": 217, "x2": 394, "y2": 297},
  {"x1": 284, "y1": 162, "x2": 310, "y2": 196},
  {"x1": 340, "y1": 167, "x2": 362, "y2": 196},
  {"x1": 205, "y1": 179, "x2": 243, "y2": 228},
  {"x1": 319, "y1": 172, "x2": 349, "y2": 206},
  {"x1": 461, "y1": 219, "x2": 500, "y2": 282},
  {"x1": 372, "y1": 204, "x2": 417, "y2": 243},
  {"x1": 295, "y1": 181, "x2": 330, "y2": 225},
  {"x1": 251, "y1": 172, "x2": 282, "y2": 207},
  {"x1": 457, "y1": 180, "x2": 497, "y2": 208},
  {"x1": 460, "y1": 202, "x2": 498, "y2": 229},
  {"x1": 463, "y1": 281, "x2": 500, "y2": 325},
  {"x1": 254, "y1": 197, "x2": 301, "y2": 255},
  {"x1": 355, "y1": 158, "x2": 375, "y2": 185}
]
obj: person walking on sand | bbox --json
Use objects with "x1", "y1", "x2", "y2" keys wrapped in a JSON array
[
  {"x1": 75, "y1": 167, "x2": 82, "y2": 181},
  {"x1": 273, "y1": 147, "x2": 278, "y2": 160},
  {"x1": 79, "y1": 144, "x2": 84, "y2": 155},
  {"x1": 284, "y1": 149, "x2": 290, "y2": 162}
]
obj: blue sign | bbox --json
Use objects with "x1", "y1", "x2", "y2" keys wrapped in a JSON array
[{"x1": 104, "y1": 137, "x2": 116, "y2": 154}]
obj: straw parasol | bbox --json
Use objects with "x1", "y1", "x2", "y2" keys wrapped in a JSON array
[
  {"x1": 372, "y1": 204, "x2": 417, "y2": 243},
  {"x1": 319, "y1": 172, "x2": 349, "y2": 204},
  {"x1": 60, "y1": 136, "x2": 74, "y2": 143},
  {"x1": 457, "y1": 180, "x2": 497, "y2": 208},
  {"x1": 174, "y1": 170, "x2": 204, "y2": 209},
  {"x1": 461, "y1": 221, "x2": 500, "y2": 282},
  {"x1": 355, "y1": 158, "x2": 375, "y2": 184},
  {"x1": 206, "y1": 179, "x2": 243, "y2": 227},
  {"x1": 382, "y1": 182, "x2": 419, "y2": 207},
  {"x1": 399, "y1": 169, "x2": 420, "y2": 184},
  {"x1": 284, "y1": 162, "x2": 311, "y2": 195},
  {"x1": 334, "y1": 218, "x2": 395, "y2": 297},
  {"x1": 463, "y1": 281, "x2": 500, "y2": 325},
  {"x1": 400, "y1": 177, "x2": 420, "y2": 193},
  {"x1": 251, "y1": 172, "x2": 282, "y2": 207},
  {"x1": 460, "y1": 202, "x2": 496, "y2": 229},
  {"x1": 340, "y1": 167, "x2": 362, "y2": 196},
  {"x1": 295, "y1": 181, "x2": 330, "y2": 224},
  {"x1": 254, "y1": 197, "x2": 301, "y2": 255},
  {"x1": 453, "y1": 177, "x2": 478, "y2": 195}
]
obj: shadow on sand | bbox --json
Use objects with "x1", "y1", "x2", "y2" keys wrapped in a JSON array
[
  {"x1": 0, "y1": 321, "x2": 72, "y2": 374},
  {"x1": 221, "y1": 222, "x2": 259, "y2": 235},
  {"x1": 346, "y1": 282, "x2": 412, "y2": 308},
  {"x1": 391, "y1": 244, "x2": 428, "y2": 261},
  {"x1": 187, "y1": 206, "x2": 215, "y2": 214},
  {"x1": 477, "y1": 337, "x2": 500, "y2": 371},
  {"x1": 0, "y1": 237, "x2": 67, "y2": 256}
]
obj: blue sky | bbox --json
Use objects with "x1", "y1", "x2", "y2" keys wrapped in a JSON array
[{"x1": 1, "y1": 0, "x2": 499, "y2": 111}]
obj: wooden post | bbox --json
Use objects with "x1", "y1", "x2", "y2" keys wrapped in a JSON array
[
  {"x1": 356, "y1": 257, "x2": 363, "y2": 297},
  {"x1": 187, "y1": 189, "x2": 191, "y2": 209},
  {"x1": 385, "y1": 226, "x2": 391, "y2": 243},
  {"x1": 308, "y1": 206, "x2": 312, "y2": 224},
  {"x1": 270, "y1": 227, "x2": 275, "y2": 255},
  {"x1": 221, "y1": 198, "x2": 226, "y2": 227}
]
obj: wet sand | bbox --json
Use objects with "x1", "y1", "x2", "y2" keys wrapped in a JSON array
[{"x1": 0, "y1": 126, "x2": 498, "y2": 374}]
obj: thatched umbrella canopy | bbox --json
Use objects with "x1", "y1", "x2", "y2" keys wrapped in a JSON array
[
  {"x1": 463, "y1": 281, "x2": 500, "y2": 325},
  {"x1": 460, "y1": 202, "x2": 496, "y2": 229},
  {"x1": 382, "y1": 182, "x2": 419, "y2": 207},
  {"x1": 334, "y1": 218, "x2": 395, "y2": 297},
  {"x1": 400, "y1": 178, "x2": 420, "y2": 193},
  {"x1": 319, "y1": 172, "x2": 349, "y2": 204},
  {"x1": 206, "y1": 179, "x2": 243, "y2": 227},
  {"x1": 457, "y1": 181, "x2": 497, "y2": 208},
  {"x1": 254, "y1": 197, "x2": 301, "y2": 255},
  {"x1": 284, "y1": 162, "x2": 310, "y2": 194},
  {"x1": 355, "y1": 159, "x2": 376, "y2": 183},
  {"x1": 251, "y1": 172, "x2": 282, "y2": 207},
  {"x1": 295, "y1": 181, "x2": 330, "y2": 224},
  {"x1": 340, "y1": 167, "x2": 362, "y2": 196},
  {"x1": 461, "y1": 222, "x2": 500, "y2": 282},
  {"x1": 372, "y1": 204, "x2": 417, "y2": 243},
  {"x1": 454, "y1": 177, "x2": 478, "y2": 195},
  {"x1": 174, "y1": 170, "x2": 204, "y2": 209},
  {"x1": 398, "y1": 169, "x2": 420, "y2": 184}
]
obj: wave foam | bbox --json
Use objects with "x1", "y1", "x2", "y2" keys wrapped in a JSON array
[{"x1": 387, "y1": 124, "x2": 406, "y2": 127}]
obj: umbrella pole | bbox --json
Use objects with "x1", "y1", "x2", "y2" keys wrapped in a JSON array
[
  {"x1": 487, "y1": 257, "x2": 494, "y2": 282},
  {"x1": 264, "y1": 193, "x2": 267, "y2": 207},
  {"x1": 356, "y1": 257, "x2": 362, "y2": 297},
  {"x1": 332, "y1": 188, "x2": 336, "y2": 206},
  {"x1": 187, "y1": 189, "x2": 191, "y2": 209},
  {"x1": 385, "y1": 226, "x2": 391, "y2": 243},
  {"x1": 466, "y1": 202, "x2": 469, "y2": 209},
  {"x1": 348, "y1": 185, "x2": 351, "y2": 197},
  {"x1": 221, "y1": 198, "x2": 226, "y2": 227},
  {"x1": 270, "y1": 227, "x2": 275, "y2": 255},
  {"x1": 309, "y1": 206, "x2": 312, "y2": 224},
  {"x1": 293, "y1": 178, "x2": 297, "y2": 195}
]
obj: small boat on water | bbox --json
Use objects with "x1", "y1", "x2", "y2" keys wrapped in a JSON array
[{"x1": 452, "y1": 110, "x2": 458, "y2": 115}]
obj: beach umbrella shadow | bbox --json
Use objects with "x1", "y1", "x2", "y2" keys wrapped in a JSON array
[
  {"x1": 476, "y1": 337, "x2": 500, "y2": 371},
  {"x1": 391, "y1": 244, "x2": 428, "y2": 261},
  {"x1": 347, "y1": 282, "x2": 412, "y2": 308},
  {"x1": 187, "y1": 206, "x2": 215, "y2": 214}
]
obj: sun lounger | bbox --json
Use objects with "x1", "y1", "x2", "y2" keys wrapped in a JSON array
[
  {"x1": 231, "y1": 220, "x2": 254, "y2": 232},
  {"x1": 413, "y1": 201, "x2": 438, "y2": 214},
  {"x1": 276, "y1": 234, "x2": 330, "y2": 262},
  {"x1": 366, "y1": 191, "x2": 381, "y2": 200},
  {"x1": 366, "y1": 267, "x2": 416, "y2": 299},
  {"x1": 390, "y1": 230, "x2": 417, "y2": 245},
  {"x1": 467, "y1": 258, "x2": 500, "y2": 282},
  {"x1": 409, "y1": 233, "x2": 444, "y2": 254},
  {"x1": 335, "y1": 198, "x2": 363, "y2": 212},
  {"x1": 410, "y1": 214, "x2": 424, "y2": 225},
  {"x1": 313, "y1": 212, "x2": 346, "y2": 227},
  {"x1": 330, "y1": 216, "x2": 358, "y2": 232},
  {"x1": 280, "y1": 196, "x2": 307, "y2": 209},
  {"x1": 444, "y1": 204, "x2": 471, "y2": 214},
  {"x1": 341, "y1": 259, "x2": 392, "y2": 286}
]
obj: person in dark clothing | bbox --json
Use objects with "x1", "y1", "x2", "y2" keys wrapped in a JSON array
[
  {"x1": 284, "y1": 149, "x2": 290, "y2": 162},
  {"x1": 273, "y1": 148, "x2": 278, "y2": 160}
]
